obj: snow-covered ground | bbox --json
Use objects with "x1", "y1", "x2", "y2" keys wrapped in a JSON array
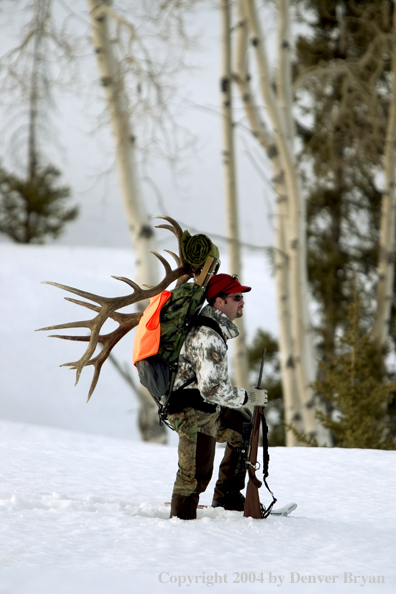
[
  {"x1": 1, "y1": 244, "x2": 395, "y2": 593},
  {"x1": 1, "y1": 420, "x2": 395, "y2": 594}
]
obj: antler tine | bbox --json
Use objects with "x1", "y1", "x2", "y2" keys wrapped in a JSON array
[
  {"x1": 38, "y1": 294, "x2": 121, "y2": 385},
  {"x1": 87, "y1": 365, "x2": 101, "y2": 402},
  {"x1": 65, "y1": 298, "x2": 101, "y2": 312},
  {"x1": 154, "y1": 223, "x2": 173, "y2": 232},
  {"x1": 38, "y1": 284, "x2": 128, "y2": 378},
  {"x1": 153, "y1": 215, "x2": 183, "y2": 240},
  {"x1": 147, "y1": 250, "x2": 172, "y2": 275},
  {"x1": 49, "y1": 334, "x2": 91, "y2": 342},
  {"x1": 41, "y1": 281, "x2": 110, "y2": 305},
  {"x1": 47, "y1": 311, "x2": 143, "y2": 347},
  {"x1": 36, "y1": 312, "x2": 108, "y2": 385},
  {"x1": 36, "y1": 320, "x2": 93, "y2": 332},
  {"x1": 154, "y1": 215, "x2": 185, "y2": 270},
  {"x1": 54, "y1": 309, "x2": 143, "y2": 395},
  {"x1": 164, "y1": 249, "x2": 182, "y2": 267},
  {"x1": 84, "y1": 312, "x2": 143, "y2": 401},
  {"x1": 111, "y1": 276, "x2": 141, "y2": 291},
  {"x1": 39, "y1": 302, "x2": 138, "y2": 335},
  {"x1": 70, "y1": 317, "x2": 105, "y2": 384}
]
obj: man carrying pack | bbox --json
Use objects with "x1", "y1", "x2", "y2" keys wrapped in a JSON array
[{"x1": 167, "y1": 273, "x2": 268, "y2": 520}]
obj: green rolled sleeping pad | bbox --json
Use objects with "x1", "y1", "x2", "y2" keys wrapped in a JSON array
[{"x1": 180, "y1": 230, "x2": 219, "y2": 268}]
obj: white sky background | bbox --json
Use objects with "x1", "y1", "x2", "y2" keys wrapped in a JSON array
[{"x1": 0, "y1": 0, "x2": 278, "y2": 266}]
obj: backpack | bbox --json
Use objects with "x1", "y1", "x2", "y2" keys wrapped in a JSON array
[{"x1": 132, "y1": 280, "x2": 224, "y2": 425}]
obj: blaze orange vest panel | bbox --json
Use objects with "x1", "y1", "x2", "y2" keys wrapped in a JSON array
[{"x1": 132, "y1": 290, "x2": 171, "y2": 365}]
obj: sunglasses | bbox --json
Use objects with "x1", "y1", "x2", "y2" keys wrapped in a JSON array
[{"x1": 227, "y1": 294, "x2": 244, "y2": 302}]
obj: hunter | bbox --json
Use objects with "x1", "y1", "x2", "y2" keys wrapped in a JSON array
[{"x1": 167, "y1": 273, "x2": 268, "y2": 520}]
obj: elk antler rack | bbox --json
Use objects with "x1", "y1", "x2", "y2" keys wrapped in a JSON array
[{"x1": 36, "y1": 216, "x2": 194, "y2": 401}]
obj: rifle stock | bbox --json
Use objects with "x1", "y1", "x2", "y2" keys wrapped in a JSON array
[
  {"x1": 243, "y1": 348, "x2": 269, "y2": 519},
  {"x1": 244, "y1": 405, "x2": 263, "y2": 518}
]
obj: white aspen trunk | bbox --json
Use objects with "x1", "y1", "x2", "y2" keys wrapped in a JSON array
[
  {"x1": 374, "y1": 4, "x2": 396, "y2": 345},
  {"x1": 274, "y1": 211, "x2": 302, "y2": 445},
  {"x1": 87, "y1": 0, "x2": 158, "y2": 294},
  {"x1": 87, "y1": 0, "x2": 166, "y2": 444},
  {"x1": 220, "y1": 0, "x2": 249, "y2": 389},
  {"x1": 274, "y1": 0, "x2": 317, "y2": 417},
  {"x1": 243, "y1": 0, "x2": 332, "y2": 443},
  {"x1": 234, "y1": 0, "x2": 302, "y2": 444},
  {"x1": 276, "y1": 0, "x2": 331, "y2": 446},
  {"x1": 276, "y1": 0, "x2": 295, "y2": 148},
  {"x1": 275, "y1": 0, "x2": 315, "y2": 443}
]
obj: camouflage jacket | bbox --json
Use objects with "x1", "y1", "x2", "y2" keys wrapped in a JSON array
[{"x1": 173, "y1": 305, "x2": 247, "y2": 408}]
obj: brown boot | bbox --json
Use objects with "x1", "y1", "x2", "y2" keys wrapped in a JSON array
[
  {"x1": 170, "y1": 493, "x2": 200, "y2": 520},
  {"x1": 212, "y1": 491, "x2": 245, "y2": 511}
]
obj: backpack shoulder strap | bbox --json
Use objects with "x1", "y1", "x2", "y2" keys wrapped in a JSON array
[
  {"x1": 161, "y1": 314, "x2": 227, "y2": 420},
  {"x1": 192, "y1": 314, "x2": 227, "y2": 346}
]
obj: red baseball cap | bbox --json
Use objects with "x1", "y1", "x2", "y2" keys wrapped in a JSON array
[{"x1": 206, "y1": 274, "x2": 251, "y2": 301}]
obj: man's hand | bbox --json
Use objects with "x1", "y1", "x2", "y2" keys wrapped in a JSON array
[{"x1": 247, "y1": 387, "x2": 268, "y2": 407}]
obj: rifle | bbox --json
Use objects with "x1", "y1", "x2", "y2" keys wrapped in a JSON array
[{"x1": 237, "y1": 348, "x2": 277, "y2": 519}]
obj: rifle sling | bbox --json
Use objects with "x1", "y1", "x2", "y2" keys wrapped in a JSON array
[{"x1": 260, "y1": 408, "x2": 277, "y2": 516}]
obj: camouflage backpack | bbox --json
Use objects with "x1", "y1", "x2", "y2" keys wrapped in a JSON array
[{"x1": 133, "y1": 281, "x2": 208, "y2": 423}]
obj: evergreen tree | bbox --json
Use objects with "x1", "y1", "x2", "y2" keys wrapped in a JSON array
[
  {"x1": 0, "y1": 164, "x2": 78, "y2": 243},
  {"x1": 0, "y1": 1, "x2": 78, "y2": 245},
  {"x1": 312, "y1": 296, "x2": 396, "y2": 449},
  {"x1": 293, "y1": 0, "x2": 395, "y2": 359}
]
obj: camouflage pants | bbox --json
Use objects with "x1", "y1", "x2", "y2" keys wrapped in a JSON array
[{"x1": 168, "y1": 405, "x2": 252, "y2": 519}]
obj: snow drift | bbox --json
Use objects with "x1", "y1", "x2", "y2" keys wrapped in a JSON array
[{"x1": 1, "y1": 420, "x2": 395, "y2": 594}]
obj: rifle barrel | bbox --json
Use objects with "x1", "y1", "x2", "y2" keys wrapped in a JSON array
[{"x1": 257, "y1": 348, "x2": 266, "y2": 389}]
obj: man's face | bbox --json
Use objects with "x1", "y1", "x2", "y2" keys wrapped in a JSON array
[{"x1": 214, "y1": 292, "x2": 245, "y2": 321}]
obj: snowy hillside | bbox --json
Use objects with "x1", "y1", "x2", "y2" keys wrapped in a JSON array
[
  {"x1": 1, "y1": 244, "x2": 395, "y2": 594},
  {"x1": 0, "y1": 243, "x2": 276, "y2": 440},
  {"x1": 1, "y1": 420, "x2": 395, "y2": 594}
]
